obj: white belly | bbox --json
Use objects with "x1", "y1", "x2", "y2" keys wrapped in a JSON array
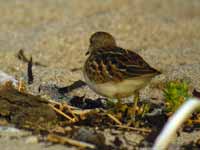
[{"x1": 84, "y1": 71, "x2": 154, "y2": 98}]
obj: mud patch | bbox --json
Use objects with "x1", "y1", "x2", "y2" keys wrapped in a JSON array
[{"x1": 0, "y1": 83, "x2": 58, "y2": 131}]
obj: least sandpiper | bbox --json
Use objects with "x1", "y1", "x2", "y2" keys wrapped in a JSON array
[{"x1": 83, "y1": 31, "x2": 160, "y2": 100}]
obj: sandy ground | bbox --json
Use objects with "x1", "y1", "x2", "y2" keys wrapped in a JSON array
[{"x1": 0, "y1": 0, "x2": 200, "y2": 149}]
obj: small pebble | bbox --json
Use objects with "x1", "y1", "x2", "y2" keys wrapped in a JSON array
[{"x1": 25, "y1": 136, "x2": 38, "y2": 144}]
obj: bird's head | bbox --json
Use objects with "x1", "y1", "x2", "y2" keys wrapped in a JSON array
[{"x1": 86, "y1": 31, "x2": 116, "y2": 55}]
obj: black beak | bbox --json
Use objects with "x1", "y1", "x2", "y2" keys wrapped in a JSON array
[{"x1": 85, "y1": 51, "x2": 89, "y2": 56}]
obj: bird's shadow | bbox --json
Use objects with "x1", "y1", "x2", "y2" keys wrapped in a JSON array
[
  {"x1": 57, "y1": 80, "x2": 106, "y2": 109},
  {"x1": 58, "y1": 80, "x2": 87, "y2": 94},
  {"x1": 39, "y1": 80, "x2": 106, "y2": 109}
]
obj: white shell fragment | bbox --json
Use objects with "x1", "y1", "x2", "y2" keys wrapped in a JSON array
[
  {"x1": 0, "y1": 71, "x2": 18, "y2": 87},
  {"x1": 153, "y1": 98, "x2": 200, "y2": 150}
]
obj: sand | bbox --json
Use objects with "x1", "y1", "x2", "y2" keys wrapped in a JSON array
[{"x1": 0, "y1": 0, "x2": 200, "y2": 149}]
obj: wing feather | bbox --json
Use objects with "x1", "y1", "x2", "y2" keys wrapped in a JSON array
[{"x1": 85, "y1": 47, "x2": 160, "y2": 83}]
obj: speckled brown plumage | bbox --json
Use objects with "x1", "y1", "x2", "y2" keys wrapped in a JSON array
[
  {"x1": 85, "y1": 47, "x2": 160, "y2": 84},
  {"x1": 83, "y1": 31, "x2": 161, "y2": 98}
]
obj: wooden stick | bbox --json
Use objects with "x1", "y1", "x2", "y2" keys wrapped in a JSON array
[
  {"x1": 48, "y1": 100, "x2": 79, "y2": 110},
  {"x1": 48, "y1": 104, "x2": 75, "y2": 122},
  {"x1": 107, "y1": 113, "x2": 122, "y2": 125},
  {"x1": 192, "y1": 119, "x2": 200, "y2": 124},
  {"x1": 18, "y1": 80, "x2": 26, "y2": 92},
  {"x1": 114, "y1": 125, "x2": 151, "y2": 133},
  {"x1": 63, "y1": 103, "x2": 78, "y2": 121},
  {"x1": 47, "y1": 134, "x2": 96, "y2": 149},
  {"x1": 47, "y1": 99, "x2": 61, "y2": 105},
  {"x1": 72, "y1": 108, "x2": 100, "y2": 115}
]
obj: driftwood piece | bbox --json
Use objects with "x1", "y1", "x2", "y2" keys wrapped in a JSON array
[{"x1": 0, "y1": 85, "x2": 58, "y2": 130}]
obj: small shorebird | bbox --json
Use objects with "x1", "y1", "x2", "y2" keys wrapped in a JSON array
[{"x1": 83, "y1": 31, "x2": 160, "y2": 102}]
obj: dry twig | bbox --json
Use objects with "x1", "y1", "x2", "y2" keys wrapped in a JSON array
[
  {"x1": 18, "y1": 80, "x2": 26, "y2": 92},
  {"x1": 48, "y1": 104, "x2": 76, "y2": 122},
  {"x1": 107, "y1": 113, "x2": 122, "y2": 125},
  {"x1": 27, "y1": 56, "x2": 33, "y2": 84},
  {"x1": 114, "y1": 125, "x2": 151, "y2": 133},
  {"x1": 48, "y1": 100, "x2": 79, "y2": 110},
  {"x1": 63, "y1": 103, "x2": 78, "y2": 120},
  {"x1": 47, "y1": 134, "x2": 96, "y2": 149}
]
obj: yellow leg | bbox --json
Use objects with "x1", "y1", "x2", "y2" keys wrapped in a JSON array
[
  {"x1": 133, "y1": 94, "x2": 139, "y2": 120},
  {"x1": 115, "y1": 94, "x2": 123, "y2": 107},
  {"x1": 117, "y1": 98, "x2": 122, "y2": 105},
  {"x1": 127, "y1": 91, "x2": 139, "y2": 126}
]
